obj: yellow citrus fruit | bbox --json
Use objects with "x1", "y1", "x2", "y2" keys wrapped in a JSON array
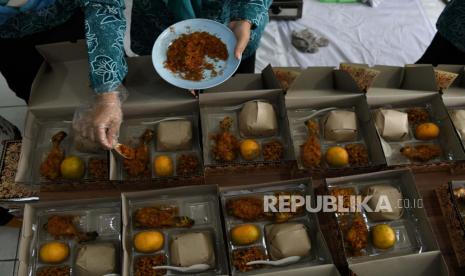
[
  {"x1": 230, "y1": 224, "x2": 261, "y2": 245},
  {"x1": 154, "y1": 155, "x2": 174, "y2": 177},
  {"x1": 60, "y1": 156, "x2": 85, "y2": 179},
  {"x1": 325, "y1": 146, "x2": 349, "y2": 167},
  {"x1": 415, "y1": 122, "x2": 440, "y2": 140},
  {"x1": 134, "y1": 231, "x2": 164, "y2": 253},
  {"x1": 39, "y1": 242, "x2": 69, "y2": 263},
  {"x1": 372, "y1": 224, "x2": 396, "y2": 249},
  {"x1": 240, "y1": 139, "x2": 261, "y2": 161}
]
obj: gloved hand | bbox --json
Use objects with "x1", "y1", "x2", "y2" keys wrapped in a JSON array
[
  {"x1": 229, "y1": 20, "x2": 252, "y2": 59},
  {"x1": 73, "y1": 91, "x2": 124, "y2": 150}
]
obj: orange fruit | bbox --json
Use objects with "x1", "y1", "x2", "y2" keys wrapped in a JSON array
[
  {"x1": 415, "y1": 122, "x2": 439, "y2": 140},
  {"x1": 372, "y1": 224, "x2": 396, "y2": 249},
  {"x1": 230, "y1": 224, "x2": 261, "y2": 245},
  {"x1": 39, "y1": 242, "x2": 70, "y2": 263},
  {"x1": 60, "y1": 156, "x2": 85, "y2": 179},
  {"x1": 134, "y1": 231, "x2": 164, "y2": 253},
  {"x1": 154, "y1": 155, "x2": 174, "y2": 177},
  {"x1": 240, "y1": 139, "x2": 261, "y2": 161},
  {"x1": 325, "y1": 146, "x2": 349, "y2": 167}
]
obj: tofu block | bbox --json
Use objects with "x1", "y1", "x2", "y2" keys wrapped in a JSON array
[
  {"x1": 364, "y1": 185, "x2": 403, "y2": 221},
  {"x1": 170, "y1": 232, "x2": 215, "y2": 267},
  {"x1": 374, "y1": 109, "x2": 409, "y2": 141},
  {"x1": 450, "y1": 110, "x2": 465, "y2": 139},
  {"x1": 156, "y1": 120, "x2": 192, "y2": 151},
  {"x1": 239, "y1": 101, "x2": 278, "y2": 137},
  {"x1": 324, "y1": 110, "x2": 358, "y2": 142},
  {"x1": 75, "y1": 243, "x2": 116, "y2": 276},
  {"x1": 265, "y1": 223, "x2": 311, "y2": 260}
]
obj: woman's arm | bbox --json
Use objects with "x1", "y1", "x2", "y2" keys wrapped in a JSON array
[
  {"x1": 229, "y1": 0, "x2": 272, "y2": 29},
  {"x1": 83, "y1": 0, "x2": 127, "y2": 93}
]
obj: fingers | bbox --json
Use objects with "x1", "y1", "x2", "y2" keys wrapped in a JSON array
[
  {"x1": 96, "y1": 127, "x2": 112, "y2": 150},
  {"x1": 235, "y1": 34, "x2": 248, "y2": 60},
  {"x1": 106, "y1": 123, "x2": 120, "y2": 149},
  {"x1": 230, "y1": 21, "x2": 251, "y2": 60}
]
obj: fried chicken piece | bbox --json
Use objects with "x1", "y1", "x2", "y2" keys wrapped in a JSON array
[
  {"x1": 45, "y1": 215, "x2": 97, "y2": 242},
  {"x1": 273, "y1": 191, "x2": 305, "y2": 223},
  {"x1": 345, "y1": 214, "x2": 368, "y2": 253},
  {"x1": 301, "y1": 120, "x2": 321, "y2": 168},
  {"x1": 211, "y1": 117, "x2": 239, "y2": 162},
  {"x1": 400, "y1": 144, "x2": 441, "y2": 162},
  {"x1": 40, "y1": 131, "x2": 67, "y2": 180},
  {"x1": 123, "y1": 129, "x2": 154, "y2": 178},
  {"x1": 134, "y1": 206, "x2": 194, "y2": 228},
  {"x1": 227, "y1": 197, "x2": 264, "y2": 221}
]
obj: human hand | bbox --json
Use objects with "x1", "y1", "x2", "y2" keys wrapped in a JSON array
[
  {"x1": 229, "y1": 20, "x2": 252, "y2": 59},
  {"x1": 74, "y1": 92, "x2": 123, "y2": 150}
]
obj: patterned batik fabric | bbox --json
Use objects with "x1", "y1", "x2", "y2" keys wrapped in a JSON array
[{"x1": 437, "y1": 0, "x2": 465, "y2": 52}]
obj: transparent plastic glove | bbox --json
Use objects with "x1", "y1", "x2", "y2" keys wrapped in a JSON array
[
  {"x1": 229, "y1": 20, "x2": 252, "y2": 59},
  {"x1": 73, "y1": 89, "x2": 126, "y2": 150}
]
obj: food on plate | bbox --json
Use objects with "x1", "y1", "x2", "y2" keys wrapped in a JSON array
[
  {"x1": 60, "y1": 156, "x2": 85, "y2": 180},
  {"x1": 165, "y1": 31, "x2": 228, "y2": 81},
  {"x1": 176, "y1": 154, "x2": 200, "y2": 176},
  {"x1": 45, "y1": 215, "x2": 98, "y2": 242},
  {"x1": 231, "y1": 224, "x2": 261, "y2": 245},
  {"x1": 453, "y1": 187, "x2": 465, "y2": 201},
  {"x1": 273, "y1": 69, "x2": 300, "y2": 90},
  {"x1": 134, "y1": 206, "x2": 194, "y2": 228},
  {"x1": 40, "y1": 131, "x2": 67, "y2": 180},
  {"x1": 407, "y1": 107, "x2": 429, "y2": 125},
  {"x1": 371, "y1": 224, "x2": 396, "y2": 249},
  {"x1": 123, "y1": 129, "x2": 153, "y2": 178},
  {"x1": 75, "y1": 243, "x2": 116, "y2": 276},
  {"x1": 364, "y1": 185, "x2": 403, "y2": 221},
  {"x1": 239, "y1": 139, "x2": 261, "y2": 161},
  {"x1": 227, "y1": 192, "x2": 303, "y2": 222},
  {"x1": 415, "y1": 122, "x2": 440, "y2": 140},
  {"x1": 435, "y1": 69, "x2": 459, "y2": 91},
  {"x1": 134, "y1": 231, "x2": 164, "y2": 253},
  {"x1": 232, "y1": 246, "x2": 266, "y2": 272},
  {"x1": 324, "y1": 110, "x2": 358, "y2": 142},
  {"x1": 263, "y1": 140, "x2": 284, "y2": 161},
  {"x1": 450, "y1": 110, "x2": 465, "y2": 138},
  {"x1": 344, "y1": 214, "x2": 368, "y2": 254},
  {"x1": 154, "y1": 155, "x2": 174, "y2": 177},
  {"x1": 37, "y1": 266, "x2": 70, "y2": 276},
  {"x1": 156, "y1": 120, "x2": 192, "y2": 151},
  {"x1": 325, "y1": 146, "x2": 349, "y2": 167},
  {"x1": 340, "y1": 63, "x2": 380, "y2": 92},
  {"x1": 331, "y1": 187, "x2": 355, "y2": 212},
  {"x1": 400, "y1": 144, "x2": 441, "y2": 162},
  {"x1": 265, "y1": 223, "x2": 311, "y2": 260},
  {"x1": 39, "y1": 241, "x2": 70, "y2": 263},
  {"x1": 345, "y1": 143, "x2": 369, "y2": 167},
  {"x1": 170, "y1": 232, "x2": 215, "y2": 267},
  {"x1": 88, "y1": 158, "x2": 108, "y2": 179},
  {"x1": 239, "y1": 101, "x2": 278, "y2": 137},
  {"x1": 227, "y1": 197, "x2": 264, "y2": 221},
  {"x1": 210, "y1": 117, "x2": 239, "y2": 162},
  {"x1": 374, "y1": 109, "x2": 409, "y2": 141},
  {"x1": 301, "y1": 119, "x2": 322, "y2": 168},
  {"x1": 134, "y1": 254, "x2": 167, "y2": 276}
]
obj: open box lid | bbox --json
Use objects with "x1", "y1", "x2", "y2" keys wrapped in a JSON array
[
  {"x1": 283, "y1": 66, "x2": 366, "y2": 99},
  {"x1": 325, "y1": 168, "x2": 448, "y2": 276},
  {"x1": 204, "y1": 64, "x2": 281, "y2": 93},
  {"x1": 30, "y1": 40, "x2": 196, "y2": 118},
  {"x1": 435, "y1": 65, "x2": 465, "y2": 107}
]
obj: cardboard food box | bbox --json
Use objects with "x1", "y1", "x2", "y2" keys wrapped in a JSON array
[
  {"x1": 199, "y1": 89, "x2": 294, "y2": 171},
  {"x1": 204, "y1": 65, "x2": 281, "y2": 93},
  {"x1": 325, "y1": 168, "x2": 448, "y2": 276},
  {"x1": 18, "y1": 197, "x2": 122, "y2": 276},
  {"x1": 121, "y1": 185, "x2": 228, "y2": 276},
  {"x1": 284, "y1": 67, "x2": 386, "y2": 173},
  {"x1": 366, "y1": 65, "x2": 465, "y2": 166},
  {"x1": 219, "y1": 178, "x2": 340, "y2": 276},
  {"x1": 15, "y1": 41, "x2": 202, "y2": 190}
]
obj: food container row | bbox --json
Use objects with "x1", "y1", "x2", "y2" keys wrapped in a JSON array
[{"x1": 18, "y1": 169, "x2": 448, "y2": 276}]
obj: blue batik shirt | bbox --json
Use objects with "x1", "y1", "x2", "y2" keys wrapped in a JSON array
[
  {"x1": 0, "y1": 0, "x2": 271, "y2": 94},
  {"x1": 437, "y1": 0, "x2": 465, "y2": 52}
]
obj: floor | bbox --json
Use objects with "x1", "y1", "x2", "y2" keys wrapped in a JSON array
[{"x1": 0, "y1": 1, "x2": 446, "y2": 275}]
